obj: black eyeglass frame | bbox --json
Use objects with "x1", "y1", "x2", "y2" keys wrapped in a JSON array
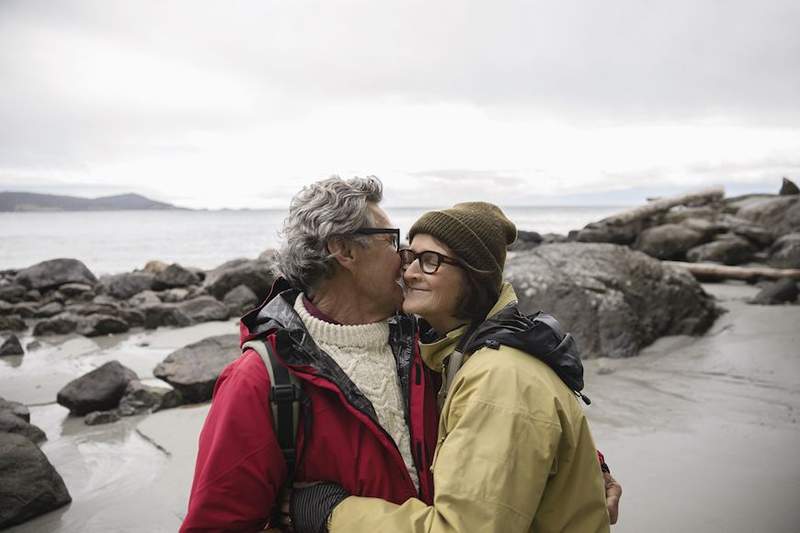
[
  {"x1": 352, "y1": 227, "x2": 401, "y2": 252},
  {"x1": 398, "y1": 248, "x2": 463, "y2": 274}
]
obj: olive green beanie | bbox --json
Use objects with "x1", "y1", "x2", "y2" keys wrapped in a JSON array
[{"x1": 408, "y1": 202, "x2": 517, "y2": 291}]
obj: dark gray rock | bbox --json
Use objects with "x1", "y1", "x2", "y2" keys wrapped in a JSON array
[
  {"x1": 686, "y1": 234, "x2": 756, "y2": 265},
  {"x1": 679, "y1": 218, "x2": 726, "y2": 240},
  {"x1": 204, "y1": 258, "x2": 275, "y2": 301},
  {"x1": 223, "y1": 284, "x2": 258, "y2": 316},
  {"x1": 153, "y1": 263, "x2": 201, "y2": 290},
  {"x1": 0, "y1": 412, "x2": 46, "y2": 443},
  {"x1": 142, "y1": 304, "x2": 193, "y2": 329},
  {"x1": 34, "y1": 301, "x2": 64, "y2": 318},
  {"x1": 0, "y1": 397, "x2": 30, "y2": 422},
  {"x1": 505, "y1": 243, "x2": 721, "y2": 359},
  {"x1": 99, "y1": 272, "x2": 156, "y2": 300},
  {"x1": 58, "y1": 283, "x2": 94, "y2": 299},
  {"x1": 0, "y1": 283, "x2": 27, "y2": 303},
  {"x1": 128, "y1": 290, "x2": 161, "y2": 307},
  {"x1": 737, "y1": 196, "x2": 800, "y2": 237},
  {"x1": 779, "y1": 177, "x2": 799, "y2": 196},
  {"x1": 749, "y1": 278, "x2": 799, "y2": 305},
  {"x1": 716, "y1": 215, "x2": 775, "y2": 248},
  {"x1": 56, "y1": 360, "x2": 138, "y2": 415},
  {"x1": 634, "y1": 224, "x2": 705, "y2": 260},
  {"x1": 118, "y1": 380, "x2": 181, "y2": 415},
  {"x1": 178, "y1": 296, "x2": 229, "y2": 323},
  {"x1": 11, "y1": 303, "x2": 37, "y2": 318},
  {"x1": 768, "y1": 233, "x2": 800, "y2": 269},
  {"x1": 15, "y1": 258, "x2": 97, "y2": 291},
  {"x1": 84, "y1": 410, "x2": 120, "y2": 426},
  {"x1": 0, "y1": 301, "x2": 12, "y2": 315},
  {"x1": 0, "y1": 432, "x2": 71, "y2": 528},
  {"x1": 508, "y1": 230, "x2": 543, "y2": 251},
  {"x1": 153, "y1": 334, "x2": 240, "y2": 403},
  {"x1": 77, "y1": 314, "x2": 130, "y2": 337},
  {"x1": 69, "y1": 301, "x2": 121, "y2": 316},
  {"x1": 32, "y1": 314, "x2": 78, "y2": 336},
  {"x1": 0, "y1": 334, "x2": 24, "y2": 356},
  {"x1": 0, "y1": 315, "x2": 26, "y2": 332},
  {"x1": 119, "y1": 308, "x2": 145, "y2": 328},
  {"x1": 24, "y1": 289, "x2": 41, "y2": 301},
  {"x1": 574, "y1": 222, "x2": 638, "y2": 245}
]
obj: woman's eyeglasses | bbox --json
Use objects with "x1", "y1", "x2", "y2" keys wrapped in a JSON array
[
  {"x1": 399, "y1": 249, "x2": 462, "y2": 274},
  {"x1": 352, "y1": 228, "x2": 400, "y2": 252}
]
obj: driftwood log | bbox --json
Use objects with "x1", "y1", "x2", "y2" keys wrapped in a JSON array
[
  {"x1": 599, "y1": 187, "x2": 725, "y2": 226},
  {"x1": 665, "y1": 261, "x2": 800, "y2": 281}
]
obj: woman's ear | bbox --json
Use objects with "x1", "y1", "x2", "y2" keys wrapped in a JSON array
[{"x1": 326, "y1": 237, "x2": 357, "y2": 272}]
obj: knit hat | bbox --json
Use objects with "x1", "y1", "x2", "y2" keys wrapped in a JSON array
[{"x1": 408, "y1": 202, "x2": 517, "y2": 290}]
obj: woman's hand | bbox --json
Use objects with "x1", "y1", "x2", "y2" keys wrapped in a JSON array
[{"x1": 603, "y1": 471, "x2": 622, "y2": 525}]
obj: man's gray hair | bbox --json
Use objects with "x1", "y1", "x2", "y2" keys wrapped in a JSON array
[{"x1": 276, "y1": 175, "x2": 384, "y2": 292}]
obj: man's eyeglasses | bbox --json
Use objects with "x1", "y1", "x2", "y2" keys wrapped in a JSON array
[
  {"x1": 399, "y1": 249, "x2": 463, "y2": 274},
  {"x1": 353, "y1": 227, "x2": 400, "y2": 252}
]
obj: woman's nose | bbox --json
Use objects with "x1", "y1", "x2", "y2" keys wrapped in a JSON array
[{"x1": 402, "y1": 258, "x2": 422, "y2": 282}]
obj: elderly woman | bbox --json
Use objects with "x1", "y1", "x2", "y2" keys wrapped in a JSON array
[{"x1": 290, "y1": 202, "x2": 614, "y2": 533}]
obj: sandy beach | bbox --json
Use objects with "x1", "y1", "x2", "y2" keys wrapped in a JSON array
[{"x1": 3, "y1": 282, "x2": 799, "y2": 532}]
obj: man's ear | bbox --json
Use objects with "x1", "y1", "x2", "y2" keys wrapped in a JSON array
[{"x1": 326, "y1": 237, "x2": 357, "y2": 272}]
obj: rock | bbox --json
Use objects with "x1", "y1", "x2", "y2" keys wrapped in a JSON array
[
  {"x1": 717, "y1": 215, "x2": 775, "y2": 248},
  {"x1": 142, "y1": 304, "x2": 193, "y2": 329},
  {"x1": 178, "y1": 296, "x2": 229, "y2": 323},
  {"x1": 574, "y1": 222, "x2": 638, "y2": 245},
  {"x1": 542, "y1": 233, "x2": 568, "y2": 244},
  {"x1": 160, "y1": 287, "x2": 190, "y2": 303},
  {"x1": 679, "y1": 218, "x2": 726, "y2": 240},
  {"x1": 0, "y1": 397, "x2": 30, "y2": 422},
  {"x1": 508, "y1": 230, "x2": 543, "y2": 251},
  {"x1": 634, "y1": 224, "x2": 705, "y2": 260},
  {"x1": 223, "y1": 284, "x2": 258, "y2": 316},
  {"x1": 749, "y1": 278, "x2": 799, "y2": 305},
  {"x1": 779, "y1": 177, "x2": 799, "y2": 196},
  {"x1": 0, "y1": 283, "x2": 27, "y2": 303},
  {"x1": 142, "y1": 260, "x2": 169, "y2": 274},
  {"x1": 128, "y1": 290, "x2": 161, "y2": 307},
  {"x1": 11, "y1": 303, "x2": 36, "y2": 318},
  {"x1": 204, "y1": 258, "x2": 275, "y2": 301},
  {"x1": 58, "y1": 283, "x2": 94, "y2": 299},
  {"x1": 662, "y1": 205, "x2": 718, "y2": 224},
  {"x1": 77, "y1": 314, "x2": 130, "y2": 337},
  {"x1": 686, "y1": 234, "x2": 756, "y2": 265},
  {"x1": 32, "y1": 314, "x2": 78, "y2": 336},
  {"x1": 84, "y1": 410, "x2": 120, "y2": 426},
  {"x1": 0, "y1": 315, "x2": 26, "y2": 332},
  {"x1": 737, "y1": 196, "x2": 800, "y2": 237},
  {"x1": 56, "y1": 360, "x2": 138, "y2": 415},
  {"x1": 69, "y1": 301, "x2": 120, "y2": 316},
  {"x1": 153, "y1": 263, "x2": 201, "y2": 290},
  {"x1": 119, "y1": 308, "x2": 145, "y2": 328},
  {"x1": 0, "y1": 301, "x2": 12, "y2": 315},
  {"x1": 34, "y1": 301, "x2": 64, "y2": 318},
  {"x1": 0, "y1": 412, "x2": 46, "y2": 443},
  {"x1": 0, "y1": 334, "x2": 24, "y2": 356},
  {"x1": 118, "y1": 380, "x2": 181, "y2": 415},
  {"x1": 0, "y1": 432, "x2": 71, "y2": 528},
  {"x1": 153, "y1": 334, "x2": 240, "y2": 403},
  {"x1": 24, "y1": 289, "x2": 41, "y2": 301},
  {"x1": 768, "y1": 233, "x2": 800, "y2": 269},
  {"x1": 99, "y1": 272, "x2": 156, "y2": 300},
  {"x1": 505, "y1": 243, "x2": 721, "y2": 359},
  {"x1": 26, "y1": 340, "x2": 41, "y2": 351},
  {"x1": 15, "y1": 258, "x2": 97, "y2": 291}
]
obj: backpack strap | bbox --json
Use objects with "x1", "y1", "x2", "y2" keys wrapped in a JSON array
[{"x1": 242, "y1": 340, "x2": 303, "y2": 479}]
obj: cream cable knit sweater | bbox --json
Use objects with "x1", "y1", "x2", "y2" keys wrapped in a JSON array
[{"x1": 294, "y1": 295, "x2": 419, "y2": 491}]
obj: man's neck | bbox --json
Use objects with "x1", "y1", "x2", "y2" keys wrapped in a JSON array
[{"x1": 310, "y1": 278, "x2": 391, "y2": 325}]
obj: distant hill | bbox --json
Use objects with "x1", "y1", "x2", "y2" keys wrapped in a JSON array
[{"x1": 0, "y1": 192, "x2": 186, "y2": 212}]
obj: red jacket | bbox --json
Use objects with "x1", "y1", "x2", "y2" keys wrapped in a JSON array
[{"x1": 181, "y1": 282, "x2": 440, "y2": 532}]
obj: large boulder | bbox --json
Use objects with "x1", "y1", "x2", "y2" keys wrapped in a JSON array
[
  {"x1": 0, "y1": 412, "x2": 46, "y2": 443},
  {"x1": 34, "y1": 301, "x2": 64, "y2": 318},
  {"x1": 223, "y1": 284, "x2": 259, "y2": 316},
  {"x1": 505, "y1": 243, "x2": 721, "y2": 359},
  {"x1": 177, "y1": 296, "x2": 229, "y2": 323},
  {"x1": 0, "y1": 397, "x2": 30, "y2": 422},
  {"x1": 573, "y1": 222, "x2": 638, "y2": 245},
  {"x1": 0, "y1": 283, "x2": 27, "y2": 303},
  {"x1": 56, "y1": 360, "x2": 138, "y2": 415},
  {"x1": 32, "y1": 314, "x2": 78, "y2": 336},
  {"x1": 153, "y1": 263, "x2": 201, "y2": 290},
  {"x1": 15, "y1": 259, "x2": 97, "y2": 291},
  {"x1": 0, "y1": 433, "x2": 71, "y2": 529},
  {"x1": 634, "y1": 224, "x2": 705, "y2": 260},
  {"x1": 768, "y1": 233, "x2": 800, "y2": 268},
  {"x1": 749, "y1": 278, "x2": 799, "y2": 305},
  {"x1": 686, "y1": 234, "x2": 756, "y2": 265},
  {"x1": 204, "y1": 259, "x2": 275, "y2": 301},
  {"x1": 153, "y1": 334, "x2": 240, "y2": 403},
  {"x1": 0, "y1": 334, "x2": 24, "y2": 356},
  {"x1": 77, "y1": 314, "x2": 130, "y2": 337},
  {"x1": 0, "y1": 315, "x2": 26, "y2": 332},
  {"x1": 141, "y1": 304, "x2": 193, "y2": 329},
  {"x1": 99, "y1": 272, "x2": 156, "y2": 300},
  {"x1": 737, "y1": 196, "x2": 800, "y2": 237}
]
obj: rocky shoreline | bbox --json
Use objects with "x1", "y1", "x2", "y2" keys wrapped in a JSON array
[{"x1": 1, "y1": 181, "x2": 799, "y2": 528}]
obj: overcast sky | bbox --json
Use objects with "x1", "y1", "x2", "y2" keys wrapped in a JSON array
[{"x1": 1, "y1": 0, "x2": 799, "y2": 209}]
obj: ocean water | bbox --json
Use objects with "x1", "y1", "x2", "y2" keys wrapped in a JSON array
[{"x1": 0, "y1": 206, "x2": 623, "y2": 275}]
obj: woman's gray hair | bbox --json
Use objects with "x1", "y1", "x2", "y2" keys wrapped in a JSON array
[{"x1": 276, "y1": 175, "x2": 383, "y2": 292}]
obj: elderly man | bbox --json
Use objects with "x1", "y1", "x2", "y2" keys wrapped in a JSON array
[{"x1": 181, "y1": 176, "x2": 440, "y2": 531}]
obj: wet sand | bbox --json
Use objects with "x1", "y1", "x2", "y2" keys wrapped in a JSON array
[{"x1": 3, "y1": 283, "x2": 800, "y2": 532}]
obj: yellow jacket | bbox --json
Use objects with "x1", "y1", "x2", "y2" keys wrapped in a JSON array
[{"x1": 330, "y1": 283, "x2": 610, "y2": 533}]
